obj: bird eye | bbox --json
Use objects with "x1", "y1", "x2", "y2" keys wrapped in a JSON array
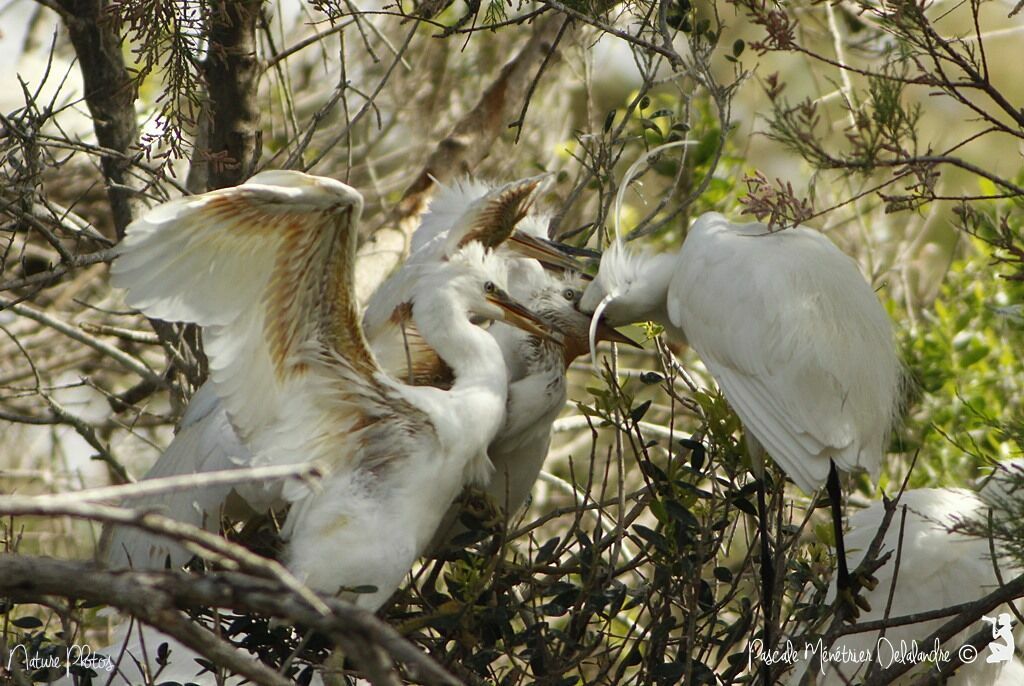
[
  {"x1": 484, "y1": 281, "x2": 496, "y2": 294},
  {"x1": 562, "y1": 288, "x2": 577, "y2": 302}
]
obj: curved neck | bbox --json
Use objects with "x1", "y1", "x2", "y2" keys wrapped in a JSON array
[
  {"x1": 412, "y1": 292, "x2": 508, "y2": 394},
  {"x1": 637, "y1": 251, "x2": 678, "y2": 321}
]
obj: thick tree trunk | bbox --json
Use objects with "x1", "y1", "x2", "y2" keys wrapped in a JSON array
[
  {"x1": 59, "y1": 0, "x2": 144, "y2": 237},
  {"x1": 200, "y1": 0, "x2": 263, "y2": 190}
]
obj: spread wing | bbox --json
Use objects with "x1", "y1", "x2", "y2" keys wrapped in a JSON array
[
  {"x1": 363, "y1": 176, "x2": 538, "y2": 342},
  {"x1": 666, "y1": 215, "x2": 901, "y2": 493},
  {"x1": 111, "y1": 170, "x2": 433, "y2": 482}
]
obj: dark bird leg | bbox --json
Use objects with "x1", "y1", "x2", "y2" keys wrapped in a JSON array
[
  {"x1": 827, "y1": 460, "x2": 850, "y2": 593},
  {"x1": 757, "y1": 477, "x2": 775, "y2": 685},
  {"x1": 828, "y1": 459, "x2": 875, "y2": 622}
]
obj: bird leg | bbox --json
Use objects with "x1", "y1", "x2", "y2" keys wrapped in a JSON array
[
  {"x1": 756, "y1": 477, "x2": 776, "y2": 685},
  {"x1": 828, "y1": 460, "x2": 875, "y2": 623}
]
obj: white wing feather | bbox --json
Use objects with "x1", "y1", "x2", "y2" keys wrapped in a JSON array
[
  {"x1": 111, "y1": 171, "x2": 382, "y2": 465},
  {"x1": 101, "y1": 384, "x2": 256, "y2": 569},
  {"x1": 409, "y1": 177, "x2": 493, "y2": 253},
  {"x1": 667, "y1": 213, "x2": 901, "y2": 492},
  {"x1": 108, "y1": 172, "x2": 442, "y2": 595}
]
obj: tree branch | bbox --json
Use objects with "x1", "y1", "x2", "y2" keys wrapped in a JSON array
[
  {"x1": 57, "y1": 0, "x2": 145, "y2": 236},
  {"x1": 0, "y1": 556, "x2": 460, "y2": 686},
  {"x1": 198, "y1": 0, "x2": 264, "y2": 190}
]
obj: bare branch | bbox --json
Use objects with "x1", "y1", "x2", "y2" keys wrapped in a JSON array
[{"x1": 0, "y1": 555, "x2": 459, "y2": 686}]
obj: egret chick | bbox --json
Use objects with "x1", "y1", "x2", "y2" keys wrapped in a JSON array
[
  {"x1": 579, "y1": 210, "x2": 903, "y2": 622},
  {"x1": 106, "y1": 171, "x2": 556, "y2": 610},
  {"x1": 431, "y1": 269, "x2": 637, "y2": 552}
]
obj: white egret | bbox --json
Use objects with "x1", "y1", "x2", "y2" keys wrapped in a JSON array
[
  {"x1": 792, "y1": 487, "x2": 1022, "y2": 685},
  {"x1": 102, "y1": 174, "x2": 571, "y2": 570},
  {"x1": 368, "y1": 176, "x2": 637, "y2": 549},
  {"x1": 105, "y1": 170, "x2": 557, "y2": 609},
  {"x1": 367, "y1": 175, "x2": 635, "y2": 541},
  {"x1": 363, "y1": 175, "x2": 579, "y2": 349},
  {"x1": 579, "y1": 201, "x2": 902, "y2": 622}
]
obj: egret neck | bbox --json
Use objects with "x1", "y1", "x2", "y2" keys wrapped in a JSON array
[
  {"x1": 592, "y1": 247, "x2": 687, "y2": 342},
  {"x1": 406, "y1": 278, "x2": 509, "y2": 484}
]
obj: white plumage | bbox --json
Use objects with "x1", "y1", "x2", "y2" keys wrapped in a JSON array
[
  {"x1": 795, "y1": 486, "x2": 1022, "y2": 685},
  {"x1": 105, "y1": 170, "x2": 555, "y2": 609},
  {"x1": 580, "y1": 211, "x2": 903, "y2": 493},
  {"x1": 430, "y1": 270, "x2": 599, "y2": 550}
]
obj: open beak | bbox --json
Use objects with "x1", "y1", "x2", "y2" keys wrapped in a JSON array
[
  {"x1": 507, "y1": 231, "x2": 592, "y2": 278},
  {"x1": 595, "y1": 320, "x2": 642, "y2": 349},
  {"x1": 486, "y1": 287, "x2": 562, "y2": 344}
]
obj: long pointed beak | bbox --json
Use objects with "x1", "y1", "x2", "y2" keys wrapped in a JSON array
[
  {"x1": 596, "y1": 320, "x2": 642, "y2": 348},
  {"x1": 486, "y1": 288, "x2": 562, "y2": 344},
  {"x1": 507, "y1": 231, "x2": 590, "y2": 277}
]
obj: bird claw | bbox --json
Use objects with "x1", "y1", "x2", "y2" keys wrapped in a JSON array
[
  {"x1": 836, "y1": 570, "x2": 876, "y2": 623},
  {"x1": 835, "y1": 588, "x2": 860, "y2": 623}
]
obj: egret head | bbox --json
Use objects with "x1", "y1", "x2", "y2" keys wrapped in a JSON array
[
  {"x1": 431, "y1": 243, "x2": 560, "y2": 343},
  {"x1": 529, "y1": 272, "x2": 640, "y2": 364},
  {"x1": 577, "y1": 242, "x2": 678, "y2": 371},
  {"x1": 580, "y1": 240, "x2": 676, "y2": 319}
]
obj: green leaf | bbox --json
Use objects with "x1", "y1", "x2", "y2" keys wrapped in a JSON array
[
  {"x1": 732, "y1": 497, "x2": 757, "y2": 516},
  {"x1": 12, "y1": 616, "x2": 43, "y2": 629},
  {"x1": 630, "y1": 400, "x2": 652, "y2": 423}
]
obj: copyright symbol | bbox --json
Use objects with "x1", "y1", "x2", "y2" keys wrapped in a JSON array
[{"x1": 959, "y1": 644, "x2": 978, "y2": 664}]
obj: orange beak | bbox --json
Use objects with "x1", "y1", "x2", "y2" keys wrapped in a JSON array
[
  {"x1": 507, "y1": 231, "x2": 592, "y2": 279},
  {"x1": 486, "y1": 287, "x2": 562, "y2": 344},
  {"x1": 595, "y1": 319, "x2": 642, "y2": 348}
]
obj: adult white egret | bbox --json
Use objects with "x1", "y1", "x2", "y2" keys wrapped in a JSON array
[
  {"x1": 793, "y1": 487, "x2": 1022, "y2": 685},
  {"x1": 106, "y1": 170, "x2": 557, "y2": 609},
  {"x1": 579, "y1": 206, "x2": 903, "y2": 623}
]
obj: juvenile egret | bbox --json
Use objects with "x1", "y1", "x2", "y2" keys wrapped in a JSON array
[
  {"x1": 374, "y1": 176, "x2": 637, "y2": 549},
  {"x1": 106, "y1": 170, "x2": 557, "y2": 609},
  {"x1": 431, "y1": 269, "x2": 638, "y2": 551},
  {"x1": 102, "y1": 174, "x2": 577, "y2": 570},
  {"x1": 793, "y1": 487, "x2": 1022, "y2": 685},
  {"x1": 363, "y1": 175, "x2": 579, "y2": 349},
  {"x1": 579, "y1": 210, "x2": 903, "y2": 621},
  {"x1": 370, "y1": 175, "x2": 634, "y2": 533}
]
